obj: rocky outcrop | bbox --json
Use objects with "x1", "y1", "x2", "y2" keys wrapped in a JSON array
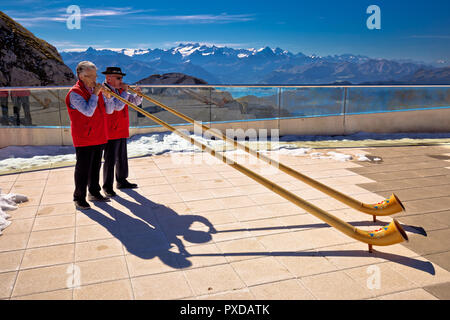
[{"x1": 0, "y1": 11, "x2": 75, "y2": 87}]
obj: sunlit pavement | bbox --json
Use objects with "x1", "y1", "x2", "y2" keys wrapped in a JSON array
[{"x1": 0, "y1": 144, "x2": 449, "y2": 300}]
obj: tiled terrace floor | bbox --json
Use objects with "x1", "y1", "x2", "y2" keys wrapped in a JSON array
[{"x1": 0, "y1": 144, "x2": 449, "y2": 300}]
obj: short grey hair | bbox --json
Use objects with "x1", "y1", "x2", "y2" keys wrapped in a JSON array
[{"x1": 76, "y1": 61, "x2": 97, "y2": 77}]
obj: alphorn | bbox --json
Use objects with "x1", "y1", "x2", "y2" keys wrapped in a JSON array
[
  {"x1": 104, "y1": 87, "x2": 408, "y2": 252},
  {"x1": 129, "y1": 87, "x2": 405, "y2": 222}
]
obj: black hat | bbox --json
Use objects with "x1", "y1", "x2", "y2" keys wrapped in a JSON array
[{"x1": 102, "y1": 67, "x2": 126, "y2": 76}]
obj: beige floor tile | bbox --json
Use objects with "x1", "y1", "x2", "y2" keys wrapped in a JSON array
[
  {"x1": 171, "y1": 182, "x2": 204, "y2": 192},
  {"x1": 210, "y1": 187, "x2": 247, "y2": 198},
  {"x1": 75, "y1": 238, "x2": 123, "y2": 262},
  {"x1": 221, "y1": 196, "x2": 257, "y2": 209},
  {"x1": 12, "y1": 264, "x2": 71, "y2": 297},
  {"x1": 1, "y1": 218, "x2": 34, "y2": 235},
  {"x1": 231, "y1": 256, "x2": 293, "y2": 287},
  {"x1": 300, "y1": 270, "x2": 373, "y2": 300},
  {"x1": 125, "y1": 250, "x2": 181, "y2": 277},
  {"x1": 199, "y1": 209, "x2": 238, "y2": 226},
  {"x1": 179, "y1": 243, "x2": 227, "y2": 268},
  {"x1": 18, "y1": 196, "x2": 41, "y2": 208},
  {"x1": 250, "y1": 279, "x2": 316, "y2": 300},
  {"x1": 320, "y1": 242, "x2": 386, "y2": 270},
  {"x1": 344, "y1": 263, "x2": 418, "y2": 298},
  {"x1": 229, "y1": 206, "x2": 276, "y2": 222},
  {"x1": 0, "y1": 233, "x2": 29, "y2": 252},
  {"x1": 198, "y1": 288, "x2": 255, "y2": 300},
  {"x1": 249, "y1": 193, "x2": 287, "y2": 206},
  {"x1": 76, "y1": 256, "x2": 129, "y2": 286},
  {"x1": 178, "y1": 190, "x2": 216, "y2": 202},
  {"x1": 73, "y1": 279, "x2": 133, "y2": 300},
  {"x1": 9, "y1": 206, "x2": 38, "y2": 220},
  {"x1": 0, "y1": 181, "x2": 14, "y2": 192},
  {"x1": 10, "y1": 186, "x2": 44, "y2": 197},
  {"x1": 21, "y1": 244, "x2": 74, "y2": 269},
  {"x1": 148, "y1": 193, "x2": 183, "y2": 206},
  {"x1": 12, "y1": 289, "x2": 73, "y2": 300},
  {"x1": 216, "y1": 237, "x2": 267, "y2": 262},
  {"x1": 200, "y1": 179, "x2": 234, "y2": 189},
  {"x1": 136, "y1": 176, "x2": 168, "y2": 187},
  {"x1": 32, "y1": 214, "x2": 75, "y2": 232},
  {"x1": 42, "y1": 185, "x2": 74, "y2": 195},
  {"x1": 260, "y1": 202, "x2": 306, "y2": 216},
  {"x1": 0, "y1": 271, "x2": 17, "y2": 299},
  {"x1": 16, "y1": 171, "x2": 49, "y2": 182},
  {"x1": 240, "y1": 217, "x2": 289, "y2": 237},
  {"x1": 37, "y1": 202, "x2": 76, "y2": 217},
  {"x1": 0, "y1": 250, "x2": 23, "y2": 273},
  {"x1": 28, "y1": 227, "x2": 75, "y2": 248},
  {"x1": 75, "y1": 211, "x2": 100, "y2": 226},
  {"x1": 376, "y1": 288, "x2": 439, "y2": 300},
  {"x1": 0, "y1": 174, "x2": 18, "y2": 183},
  {"x1": 211, "y1": 222, "x2": 252, "y2": 243},
  {"x1": 185, "y1": 198, "x2": 227, "y2": 213},
  {"x1": 75, "y1": 224, "x2": 116, "y2": 242},
  {"x1": 132, "y1": 271, "x2": 193, "y2": 300},
  {"x1": 40, "y1": 193, "x2": 74, "y2": 206},
  {"x1": 139, "y1": 184, "x2": 175, "y2": 196},
  {"x1": 184, "y1": 264, "x2": 245, "y2": 296},
  {"x1": 275, "y1": 251, "x2": 339, "y2": 277},
  {"x1": 257, "y1": 230, "x2": 328, "y2": 252},
  {"x1": 387, "y1": 257, "x2": 450, "y2": 287},
  {"x1": 277, "y1": 213, "x2": 324, "y2": 231}
]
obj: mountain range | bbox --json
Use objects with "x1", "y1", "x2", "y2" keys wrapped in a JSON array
[{"x1": 60, "y1": 43, "x2": 450, "y2": 85}]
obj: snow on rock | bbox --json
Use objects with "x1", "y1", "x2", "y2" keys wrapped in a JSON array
[{"x1": 0, "y1": 189, "x2": 28, "y2": 235}]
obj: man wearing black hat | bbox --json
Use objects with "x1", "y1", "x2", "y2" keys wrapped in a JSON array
[{"x1": 102, "y1": 67, "x2": 142, "y2": 197}]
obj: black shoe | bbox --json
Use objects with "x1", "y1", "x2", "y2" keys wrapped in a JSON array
[
  {"x1": 74, "y1": 199, "x2": 91, "y2": 210},
  {"x1": 103, "y1": 188, "x2": 117, "y2": 197},
  {"x1": 116, "y1": 181, "x2": 138, "y2": 189},
  {"x1": 88, "y1": 193, "x2": 110, "y2": 202}
]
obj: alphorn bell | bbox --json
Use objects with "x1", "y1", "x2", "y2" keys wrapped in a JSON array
[
  {"x1": 103, "y1": 87, "x2": 409, "y2": 252},
  {"x1": 128, "y1": 86, "x2": 405, "y2": 221}
]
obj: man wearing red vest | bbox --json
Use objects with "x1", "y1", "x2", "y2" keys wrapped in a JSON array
[
  {"x1": 66, "y1": 61, "x2": 110, "y2": 210},
  {"x1": 101, "y1": 67, "x2": 142, "y2": 197}
]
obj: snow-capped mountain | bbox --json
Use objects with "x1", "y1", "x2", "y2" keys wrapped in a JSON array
[{"x1": 59, "y1": 43, "x2": 441, "y2": 84}]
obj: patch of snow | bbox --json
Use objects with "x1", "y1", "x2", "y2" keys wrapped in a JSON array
[
  {"x1": 357, "y1": 154, "x2": 371, "y2": 162},
  {"x1": 0, "y1": 189, "x2": 28, "y2": 235}
]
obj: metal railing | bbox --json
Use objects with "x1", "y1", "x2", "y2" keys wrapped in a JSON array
[{"x1": 0, "y1": 85, "x2": 449, "y2": 128}]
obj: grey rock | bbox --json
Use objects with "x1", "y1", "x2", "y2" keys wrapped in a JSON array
[{"x1": 0, "y1": 11, "x2": 76, "y2": 87}]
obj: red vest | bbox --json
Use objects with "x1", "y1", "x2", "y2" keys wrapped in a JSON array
[
  {"x1": 105, "y1": 87, "x2": 130, "y2": 140},
  {"x1": 65, "y1": 80, "x2": 108, "y2": 147}
]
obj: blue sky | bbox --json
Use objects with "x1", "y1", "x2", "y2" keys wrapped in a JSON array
[{"x1": 1, "y1": 0, "x2": 449, "y2": 63}]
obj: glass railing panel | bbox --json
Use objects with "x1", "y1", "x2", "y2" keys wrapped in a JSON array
[
  {"x1": 346, "y1": 86, "x2": 450, "y2": 114},
  {"x1": 56, "y1": 88, "x2": 71, "y2": 126},
  {"x1": 210, "y1": 87, "x2": 279, "y2": 123},
  {"x1": 0, "y1": 88, "x2": 66, "y2": 127},
  {"x1": 280, "y1": 87, "x2": 345, "y2": 118},
  {"x1": 131, "y1": 87, "x2": 212, "y2": 127}
]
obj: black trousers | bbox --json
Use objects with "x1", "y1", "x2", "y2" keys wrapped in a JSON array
[
  {"x1": 103, "y1": 138, "x2": 129, "y2": 190},
  {"x1": 74, "y1": 144, "x2": 105, "y2": 201},
  {"x1": 1, "y1": 97, "x2": 8, "y2": 125},
  {"x1": 11, "y1": 96, "x2": 31, "y2": 125}
]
